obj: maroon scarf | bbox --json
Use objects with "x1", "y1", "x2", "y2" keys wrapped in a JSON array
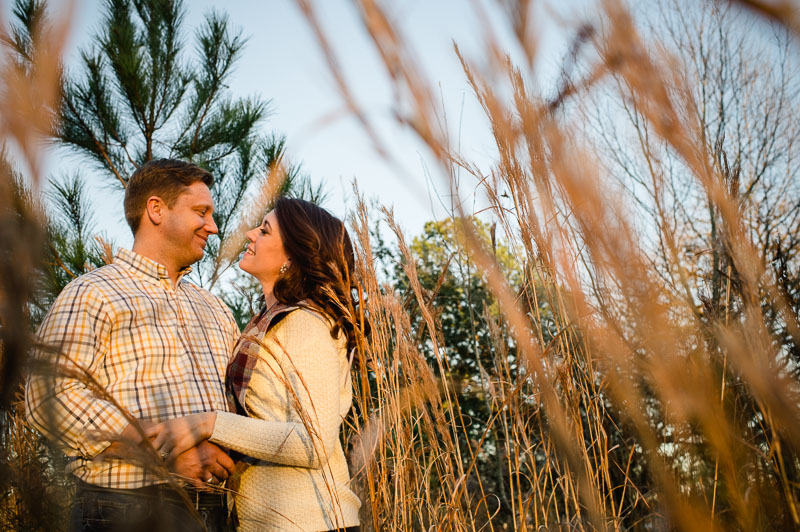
[{"x1": 225, "y1": 302, "x2": 300, "y2": 415}]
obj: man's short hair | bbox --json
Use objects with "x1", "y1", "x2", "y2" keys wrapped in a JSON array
[{"x1": 124, "y1": 159, "x2": 214, "y2": 234}]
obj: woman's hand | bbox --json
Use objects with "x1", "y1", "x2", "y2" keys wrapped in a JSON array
[{"x1": 145, "y1": 412, "x2": 217, "y2": 460}]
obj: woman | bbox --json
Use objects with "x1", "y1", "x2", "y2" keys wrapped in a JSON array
[{"x1": 147, "y1": 197, "x2": 364, "y2": 531}]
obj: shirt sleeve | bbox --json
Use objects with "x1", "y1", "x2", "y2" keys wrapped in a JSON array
[
  {"x1": 25, "y1": 279, "x2": 130, "y2": 458},
  {"x1": 210, "y1": 310, "x2": 348, "y2": 469}
]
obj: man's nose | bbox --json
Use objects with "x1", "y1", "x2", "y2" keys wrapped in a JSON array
[{"x1": 205, "y1": 216, "x2": 218, "y2": 235}]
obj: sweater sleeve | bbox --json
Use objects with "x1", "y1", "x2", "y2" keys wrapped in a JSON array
[{"x1": 210, "y1": 310, "x2": 347, "y2": 469}]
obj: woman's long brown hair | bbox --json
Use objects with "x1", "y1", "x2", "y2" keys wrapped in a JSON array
[{"x1": 272, "y1": 197, "x2": 369, "y2": 353}]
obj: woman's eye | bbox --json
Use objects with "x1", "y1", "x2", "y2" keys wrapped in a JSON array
[{"x1": 260, "y1": 229, "x2": 268, "y2": 235}]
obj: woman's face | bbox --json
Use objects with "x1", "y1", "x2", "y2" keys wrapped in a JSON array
[{"x1": 239, "y1": 210, "x2": 290, "y2": 284}]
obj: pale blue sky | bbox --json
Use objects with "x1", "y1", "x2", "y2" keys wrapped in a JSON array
[{"x1": 5, "y1": 0, "x2": 596, "y2": 247}]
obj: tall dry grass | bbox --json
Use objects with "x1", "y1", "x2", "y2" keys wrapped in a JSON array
[
  {"x1": 0, "y1": 3, "x2": 73, "y2": 530},
  {"x1": 302, "y1": 0, "x2": 800, "y2": 530},
  {"x1": 3, "y1": 0, "x2": 800, "y2": 531}
]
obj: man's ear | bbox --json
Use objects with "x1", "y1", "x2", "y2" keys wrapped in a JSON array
[{"x1": 145, "y1": 196, "x2": 165, "y2": 226}]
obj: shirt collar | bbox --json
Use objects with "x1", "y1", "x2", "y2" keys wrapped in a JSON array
[{"x1": 114, "y1": 248, "x2": 193, "y2": 285}]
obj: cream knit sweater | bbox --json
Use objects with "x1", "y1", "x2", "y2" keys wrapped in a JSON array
[{"x1": 210, "y1": 308, "x2": 361, "y2": 531}]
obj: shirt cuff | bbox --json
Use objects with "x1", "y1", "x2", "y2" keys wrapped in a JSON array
[
  {"x1": 77, "y1": 403, "x2": 132, "y2": 457},
  {"x1": 209, "y1": 410, "x2": 239, "y2": 450}
]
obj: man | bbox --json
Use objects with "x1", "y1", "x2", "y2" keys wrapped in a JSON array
[{"x1": 26, "y1": 159, "x2": 240, "y2": 532}]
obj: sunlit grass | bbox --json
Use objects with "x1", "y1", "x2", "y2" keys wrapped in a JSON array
[{"x1": 3, "y1": 0, "x2": 800, "y2": 531}]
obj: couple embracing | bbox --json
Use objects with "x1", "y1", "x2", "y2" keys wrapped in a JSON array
[{"x1": 25, "y1": 159, "x2": 364, "y2": 531}]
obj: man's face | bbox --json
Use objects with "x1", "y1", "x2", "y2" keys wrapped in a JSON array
[{"x1": 160, "y1": 182, "x2": 218, "y2": 268}]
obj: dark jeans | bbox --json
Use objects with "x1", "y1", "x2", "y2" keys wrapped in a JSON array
[{"x1": 70, "y1": 480, "x2": 231, "y2": 532}]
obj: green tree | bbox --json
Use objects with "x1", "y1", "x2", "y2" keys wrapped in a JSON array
[
  {"x1": 379, "y1": 217, "x2": 558, "y2": 522},
  {"x1": 13, "y1": 0, "x2": 323, "y2": 302},
  {"x1": 31, "y1": 173, "x2": 108, "y2": 326},
  {"x1": 403, "y1": 218, "x2": 524, "y2": 377}
]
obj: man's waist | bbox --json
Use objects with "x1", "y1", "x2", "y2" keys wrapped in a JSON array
[
  {"x1": 75, "y1": 479, "x2": 226, "y2": 509},
  {"x1": 67, "y1": 457, "x2": 195, "y2": 491}
]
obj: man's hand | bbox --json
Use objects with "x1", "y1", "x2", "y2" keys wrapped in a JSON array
[{"x1": 171, "y1": 440, "x2": 235, "y2": 488}]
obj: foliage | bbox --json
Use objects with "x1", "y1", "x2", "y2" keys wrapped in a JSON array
[
  {"x1": 16, "y1": 0, "x2": 323, "y2": 298},
  {"x1": 29, "y1": 174, "x2": 108, "y2": 327},
  {"x1": 322, "y1": 0, "x2": 800, "y2": 530},
  {"x1": 4, "y1": 0, "x2": 800, "y2": 531}
]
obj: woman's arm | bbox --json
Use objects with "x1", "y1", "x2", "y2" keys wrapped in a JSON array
[
  {"x1": 149, "y1": 310, "x2": 349, "y2": 468},
  {"x1": 211, "y1": 310, "x2": 348, "y2": 469}
]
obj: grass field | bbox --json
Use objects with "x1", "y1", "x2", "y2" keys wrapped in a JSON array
[{"x1": 3, "y1": 0, "x2": 800, "y2": 530}]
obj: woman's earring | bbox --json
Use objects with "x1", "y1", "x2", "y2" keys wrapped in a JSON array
[{"x1": 279, "y1": 263, "x2": 288, "y2": 275}]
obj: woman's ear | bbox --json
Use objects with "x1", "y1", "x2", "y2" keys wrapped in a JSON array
[{"x1": 145, "y1": 196, "x2": 164, "y2": 226}]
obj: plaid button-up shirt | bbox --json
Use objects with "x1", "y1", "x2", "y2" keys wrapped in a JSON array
[{"x1": 25, "y1": 248, "x2": 239, "y2": 489}]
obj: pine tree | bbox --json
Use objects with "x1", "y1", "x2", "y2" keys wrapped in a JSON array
[{"x1": 13, "y1": 0, "x2": 323, "y2": 300}]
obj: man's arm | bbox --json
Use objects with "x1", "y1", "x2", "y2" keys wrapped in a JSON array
[
  {"x1": 25, "y1": 280, "x2": 130, "y2": 458},
  {"x1": 95, "y1": 421, "x2": 154, "y2": 460}
]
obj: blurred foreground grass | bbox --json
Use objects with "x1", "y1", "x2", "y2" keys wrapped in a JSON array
[{"x1": 3, "y1": 0, "x2": 800, "y2": 530}]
